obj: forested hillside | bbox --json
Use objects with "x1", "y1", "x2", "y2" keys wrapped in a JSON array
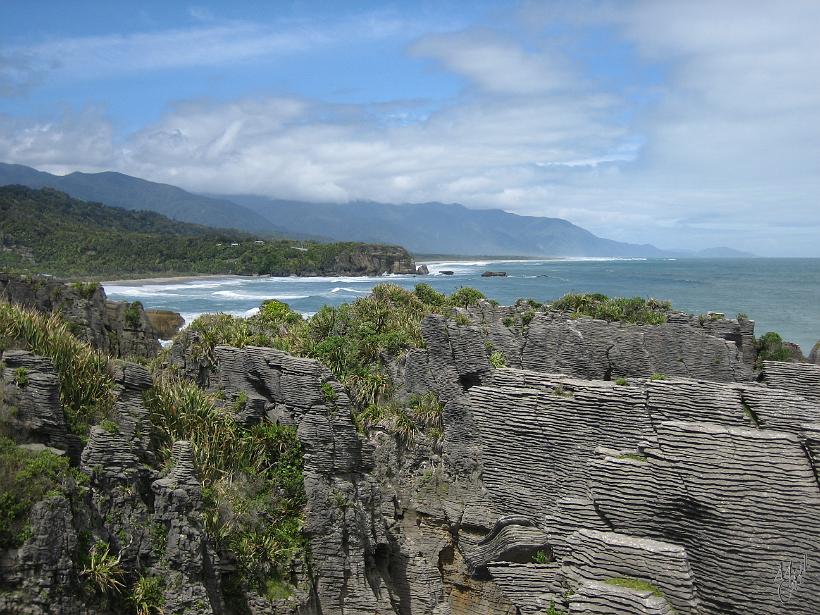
[{"x1": 0, "y1": 185, "x2": 414, "y2": 277}]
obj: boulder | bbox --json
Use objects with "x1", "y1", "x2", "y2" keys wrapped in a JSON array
[
  {"x1": 144, "y1": 308, "x2": 186, "y2": 339},
  {"x1": 809, "y1": 341, "x2": 820, "y2": 365}
]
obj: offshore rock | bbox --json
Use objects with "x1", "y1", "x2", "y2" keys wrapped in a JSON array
[{"x1": 144, "y1": 308, "x2": 185, "y2": 339}]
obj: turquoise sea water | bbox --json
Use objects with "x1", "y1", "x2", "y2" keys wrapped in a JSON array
[{"x1": 103, "y1": 258, "x2": 820, "y2": 354}]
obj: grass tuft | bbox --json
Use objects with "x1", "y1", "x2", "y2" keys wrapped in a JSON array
[
  {"x1": 0, "y1": 302, "x2": 115, "y2": 435},
  {"x1": 604, "y1": 576, "x2": 664, "y2": 597},
  {"x1": 550, "y1": 293, "x2": 671, "y2": 325}
]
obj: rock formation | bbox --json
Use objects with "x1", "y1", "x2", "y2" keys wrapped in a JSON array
[
  {"x1": 810, "y1": 341, "x2": 820, "y2": 365},
  {"x1": 144, "y1": 309, "x2": 186, "y2": 339},
  {"x1": 1, "y1": 281, "x2": 818, "y2": 614},
  {"x1": 0, "y1": 273, "x2": 164, "y2": 358}
]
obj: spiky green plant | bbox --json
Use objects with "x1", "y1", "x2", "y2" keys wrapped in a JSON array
[
  {"x1": 82, "y1": 541, "x2": 125, "y2": 594},
  {"x1": 145, "y1": 373, "x2": 306, "y2": 592},
  {"x1": 130, "y1": 575, "x2": 165, "y2": 615},
  {"x1": 0, "y1": 302, "x2": 115, "y2": 434},
  {"x1": 551, "y1": 293, "x2": 671, "y2": 325}
]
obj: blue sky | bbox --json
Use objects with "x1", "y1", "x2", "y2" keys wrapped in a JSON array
[{"x1": 1, "y1": 1, "x2": 819, "y2": 255}]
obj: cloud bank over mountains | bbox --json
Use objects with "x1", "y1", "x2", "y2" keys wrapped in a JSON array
[{"x1": 0, "y1": 1, "x2": 818, "y2": 255}]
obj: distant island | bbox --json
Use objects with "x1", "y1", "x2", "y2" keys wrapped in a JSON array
[{"x1": 0, "y1": 185, "x2": 415, "y2": 278}]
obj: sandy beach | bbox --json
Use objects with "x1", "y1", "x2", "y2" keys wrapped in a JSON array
[{"x1": 100, "y1": 273, "x2": 251, "y2": 286}]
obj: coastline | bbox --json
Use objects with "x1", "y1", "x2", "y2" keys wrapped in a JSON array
[{"x1": 100, "y1": 273, "x2": 249, "y2": 286}]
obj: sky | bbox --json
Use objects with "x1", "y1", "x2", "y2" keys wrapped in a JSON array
[{"x1": 1, "y1": 1, "x2": 818, "y2": 256}]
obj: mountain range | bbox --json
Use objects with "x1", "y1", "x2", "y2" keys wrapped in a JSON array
[{"x1": 0, "y1": 162, "x2": 752, "y2": 257}]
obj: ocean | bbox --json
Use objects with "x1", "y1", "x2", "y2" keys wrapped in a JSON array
[{"x1": 103, "y1": 257, "x2": 820, "y2": 354}]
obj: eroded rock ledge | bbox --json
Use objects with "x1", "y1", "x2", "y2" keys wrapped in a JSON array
[
  {"x1": 1, "y1": 273, "x2": 169, "y2": 358},
  {"x1": 1, "y1": 286, "x2": 818, "y2": 614}
]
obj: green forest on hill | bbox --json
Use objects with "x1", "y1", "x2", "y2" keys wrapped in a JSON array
[{"x1": 0, "y1": 185, "x2": 411, "y2": 278}]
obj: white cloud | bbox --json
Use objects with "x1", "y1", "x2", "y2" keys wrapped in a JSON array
[
  {"x1": 1, "y1": 1, "x2": 819, "y2": 255},
  {"x1": 0, "y1": 108, "x2": 115, "y2": 169},
  {"x1": 411, "y1": 29, "x2": 577, "y2": 95},
  {"x1": 188, "y1": 6, "x2": 215, "y2": 22},
  {"x1": 0, "y1": 13, "x2": 422, "y2": 88}
]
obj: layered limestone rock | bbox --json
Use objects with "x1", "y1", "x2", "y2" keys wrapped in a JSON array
[
  {"x1": 810, "y1": 341, "x2": 820, "y2": 365},
  {"x1": 381, "y1": 306, "x2": 819, "y2": 615},
  {"x1": 391, "y1": 308, "x2": 758, "y2": 404},
  {"x1": 0, "y1": 349, "x2": 77, "y2": 455},
  {"x1": 0, "y1": 273, "x2": 165, "y2": 358},
  {"x1": 201, "y1": 345, "x2": 396, "y2": 614},
  {"x1": 2, "y1": 287, "x2": 818, "y2": 615},
  {"x1": 1, "y1": 353, "x2": 225, "y2": 615},
  {"x1": 429, "y1": 361, "x2": 820, "y2": 614}
]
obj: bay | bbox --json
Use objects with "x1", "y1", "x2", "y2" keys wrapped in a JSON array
[{"x1": 103, "y1": 257, "x2": 820, "y2": 354}]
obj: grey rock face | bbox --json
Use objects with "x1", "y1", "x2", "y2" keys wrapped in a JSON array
[
  {"x1": 561, "y1": 530, "x2": 701, "y2": 615},
  {"x1": 3, "y1": 293, "x2": 818, "y2": 615},
  {"x1": 0, "y1": 272, "x2": 165, "y2": 358},
  {"x1": 810, "y1": 341, "x2": 820, "y2": 365},
  {"x1": 206, "y1": 345, "x2": 395, "y2": 614},
  {"x1": 761, "y1": 359, "x2": 820, "y2": 404},
  {"x1": 0, "y1": 350, "x2": 76, "y2": 454},
  {"x1": 451, "y1": 363, "x2": 820, "y2": 614},
  {"x1": 569, "y1": 580, "x2": 676, "y2": 614},
  {"x1": 0, "y1": 496, "x2": 99, "y2": 615},
  {"x1": 393, "y1": 307, "x2": 758, "y2": 400}
]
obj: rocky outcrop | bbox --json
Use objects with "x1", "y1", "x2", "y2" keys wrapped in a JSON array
[
  {"x1": 810, "y1": 341, "x2": 820, "y2": 365},
  {"x1": 378, "y1": 307, "x2": 820, "y2": 614},
  {"x1": 390, "y1": 303, "x2": 759, "y2": 391},
  {"x1": 0, "y1": 352, "x2": 226, "y2": 615},
  {"x1": 2, "y1": 290, "x2": 818, "y2": 615},
  {"x1": 202, "y1": 345, "x2": 395, "y2": 614},
  {"x1": 0, "y1": 350, "x2": 78, "y2": 455},
  {"x1": 0, "y1": 273, "x2": 165, "y2": 358},
  {"x1": 307, "y1": 245, "x2": 416, "y2": 276},
  {"x1": 144, "y1": 308, "x2": 186, "y2": 339}
]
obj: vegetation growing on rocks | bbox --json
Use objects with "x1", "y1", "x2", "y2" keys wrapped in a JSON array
[
  {"x1": 130, "y1": 575, "x2": 165, "y2": 615},
  {"x1": 0, "y1": 302, "x2": 115, "y2": 434},
  {"x1": 0, "y1": 437, "x2": 87, "y2": 548},
  {"x1": 5, "y1": 275, "x2": 804, "y2": 613},
  {"x1": 754, "y1": 331, "x2": 795, "y2": 366},
  {"x1": 144, "y1": 374, "x2": 307, "y2": 593},
  {"x1": 81, "y1": 540, "x2": 126, "y2": 595},
  {"x1": 550, "y1": 293, "x2": 672, "y2": 325},
  {"x1": 124, "y1": 301, "x2": 143, "y2": 328},
  {"x1": 181, "y1": 283, "x2": 484, "y2": 411},
  {"x1": 0, "y1": 298, "x2": 308, "y2": 600}
]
